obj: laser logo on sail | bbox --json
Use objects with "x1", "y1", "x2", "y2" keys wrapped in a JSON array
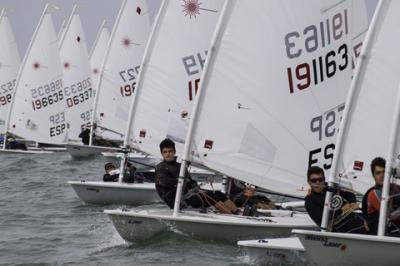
[{"x1": 181, "y1": 0, "x2": 218, "y2": 18}]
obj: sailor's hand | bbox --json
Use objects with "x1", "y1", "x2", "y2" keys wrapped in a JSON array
[
  {"x1": 341, "y1": 202, "x2": 358, "y2": 213},
  {"x1": 243, "y1": 187, "x2": 255, "y2": 198}
]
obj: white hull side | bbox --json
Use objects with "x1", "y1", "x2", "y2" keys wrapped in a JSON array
[
  {"x1": 68, "y1": 181, "x2": 160, "y2": 205},
  {"x1": 237, "y1": 237, "x2": 306, "y2": 265},
  {"x1": 27, "y1": 147, "x2": 66, "y2": 152},
  {"x1": 0, "y1": 149, "x2": 53, "y2": 154},
  {"x1": 294, "y1": 229, "x2": 400, "y2": 266},
  {"x1": 105, "y1": 209, "x2": 316, "y2": 243},
  {"x1": 102, "y1": 152, "x2": 160, "y2": 170},
  {"x1": 68, "y1": 181, "x2": 221, "y2": 205},
  {"x1": 65, "y1": 144, "x2": 119, "y2": 158}
]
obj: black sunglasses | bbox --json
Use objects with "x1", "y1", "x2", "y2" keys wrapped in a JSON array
[{"x1": 309, "y1": 177, "x2": 325, "y2": 184}]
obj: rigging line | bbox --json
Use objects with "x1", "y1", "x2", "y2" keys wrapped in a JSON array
[
  {"x1": 321, "y1": 0, "x2": 346, "y2": 14},
  {"x1": 352, "y1": 28, "x2": 369, "y2": 41}
]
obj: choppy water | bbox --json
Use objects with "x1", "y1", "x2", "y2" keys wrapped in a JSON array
[{"x1": 0, "y1": 153, "x2": 307, "y2": 266}]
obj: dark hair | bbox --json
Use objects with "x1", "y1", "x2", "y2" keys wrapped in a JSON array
[
  {"x1": 159, "y1": 138, "x2": 175, "y2": 152},
  {"x1": 104, "y1": 162, "x2": 115, "y2": 171},
  {"x1": 307, "y1": 166, "x2": 325, "y2": 180},
  {"x1": 370, "y1": 157, "x2": 386, "y2": 174}
]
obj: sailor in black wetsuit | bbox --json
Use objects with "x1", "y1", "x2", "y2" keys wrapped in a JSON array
[
  {"x1": 305, "y1": 166, "x2": 369, "y2": 234},
  {"x1": 78, "y1": 128, "x2": 92, "y2": 145},
  {"x1": 103, "y1": 162, "x2": 135, "y2": 183},
  {"x1": 155, "y1": 138, "x2": 234, "y2": 211},
  {"x1": 6, "y1": 138, "x2": 27, "y2": 150},
  {"x1": 229, "y1": 179, "x2": 274, "y2": 209}
]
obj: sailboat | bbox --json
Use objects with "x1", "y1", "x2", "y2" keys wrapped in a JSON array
[
  {"x1": 68, "y1": 0, "x2": 225, "y2": 205},
  {"x1": 237, "y1": 0, "x2": 371, "y2": 262},
  {"x1": 1, "y1": 4, "x2": 64, "y2": 155},
  {"x1": 293, "y1": 1, "x2": 400, "y2": 265},
  {"x1": 65, "y1": 0, "x2": 152, "y2": 158},
  {"x1": 104, "y1": 0, "x2": 367, "y2": 242},
  {"x1": 0, "y1": 9, "x2": 20, "y2": 140}
]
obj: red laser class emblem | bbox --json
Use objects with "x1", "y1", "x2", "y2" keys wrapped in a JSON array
[
  {"x1": 181, "y1": 0, "x2": 217, "y2": 18},
  {"x1": 122, "y1": 37, "x2": 140, "y2": 48},
  {"x1": 33, "y1": 62, "x2": 40, "y2": 70}
]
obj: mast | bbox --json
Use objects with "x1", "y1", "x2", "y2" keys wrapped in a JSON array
[
  {"x1": 378, "y1": 80, "x2": 400, "y2": 236},
  {"x1": 58, "y1": 5, "x2": 78, "y2": 49},
  {"x1": 172, "y1": 0, "x2": 232, "y2": 217},
  {"x1": 89, "y1": 19, "x2": 107, "y2": 60},
  {"x1": 2, "y1": 4, "x2": 55, "y2": 150},
  {"x1": 57, "y1": 19, "x2": 66, "y2": 40},
  {"x1": 321, "y1": 0, "x2": 385, "y2": 231}
]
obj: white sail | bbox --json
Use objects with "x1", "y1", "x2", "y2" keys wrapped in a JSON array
[
  {"x1": 59, "y1": 6, "x2": 93, "y2": 142},
  {"x1": 128, "y1": 0, "x2": 225, "y2": 158},
  {"x1": 91, "y1": 0, "x2": 151, "y2": 139},
  {"x1": 6, "y1": 5, "x2": 66, "y2": 144},
  {"x1": 89, "y1": 20, "x2": 110, "y2": 92},
  {"x1": 0, "y1": 9, "x2": 20, "y2": 133},
  {"x1": 188, "y1": 0, "x2": 368, "y2": 197},
  {"x1": 329, "y1": 0, "x2": 400, "y2": 194}
]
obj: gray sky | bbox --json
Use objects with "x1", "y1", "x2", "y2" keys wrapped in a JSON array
[
  {"x1": 1, "y1": 0, "x2": 377, "y2": 56},
  {"x1": 0, "y1": 0, "x2": 162, "y2": 55}
]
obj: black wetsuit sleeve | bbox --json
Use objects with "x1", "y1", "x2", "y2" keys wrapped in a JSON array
[
  {"x1": 341, "y1": 190, "x2": 357, "y2": 204},
  {"x1": 305, "y1": 196, "x2": 323, "y2": 226},
  {"x1": 103, "y1": 174, "x2": 118, "y2": 182},
  {"x1": 229, "y1": 180, "x2": 246, "y2": 195},
  {"x1": 184, "y1": 170, "x2": 199, "y2": 190},
  {"x1": 122, "y1": 166, "x2": 136, "y2": 183}
]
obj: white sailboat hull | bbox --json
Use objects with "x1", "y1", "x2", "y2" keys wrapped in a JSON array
[
  {"x1": 68, "y1": 181, "x2": 160, "y2": 205},
  {"x1": 65, "y1": 143, "x2": 120, "y2": 158},
  {"x1": 237, "y1": 237, "x2": 306, "y2": 265},
  {"x1": 69, "y1": 180, "x2": 222, "y2": 205},
  {"x1": 105, "y1": 208, "x2": 316, "y2": 242},
  {"x1": 102, "y1": 151, "x2": 160, "y2": 170},
  {"x1": 0, "y1": 149, "x2": 53, "y2": 154},
  {"x1": 294, "y1": 229, "x2": 400, "y2": 265},
  {"x1": 27, "y1": 147, "x2": 66, "y2": 152}
]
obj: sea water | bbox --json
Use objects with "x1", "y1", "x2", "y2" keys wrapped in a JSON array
[{"x1": 0, "y1": 153, "x2": 305, "y2": 266}]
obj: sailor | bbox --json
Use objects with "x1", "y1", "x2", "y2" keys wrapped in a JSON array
[
  {"x1": 155, "y1": 138, "x2": 238, "y2": 213},
  {"x1": 103, "y1": 162, "x2": 136, "y2": 183},
  {"x1": 229, "y1": 179, "x2": 275, "y2": 210},
  {"x1": 6, "y1": 135, "x2": 27, "y2": 150},
  {"x1": 362, "y1": 157, "x2": 400, "y2": 235},
  {"x1": 305, "y1": 166, "x2": 369, "y2": 234},
  {"x1": 78, "y1": 126, "x2": 92, "y2": 145}
]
